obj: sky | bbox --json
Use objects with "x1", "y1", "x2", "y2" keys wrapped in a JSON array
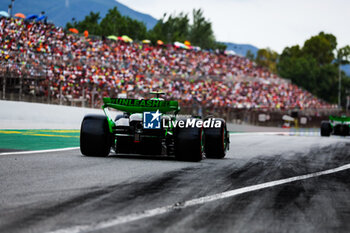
[{"x1": 118, "y1": 0, "x2": 349, "y2": 53}]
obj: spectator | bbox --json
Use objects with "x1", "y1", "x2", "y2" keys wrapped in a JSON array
[{"x1": 0, "y1": 17, "x2": 334, "y2": 110}]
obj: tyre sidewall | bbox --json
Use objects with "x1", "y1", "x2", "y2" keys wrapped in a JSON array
[
  {"x1": 204, "y1": 118, "x2": 227, "y2": 158},
  {"x1": 80, "y1": 115, "x2": 112, "y2": 157},
  {"x1": 320, "y1": 121, "x2": 331, "y2": 137},
  {"x1": 174, "y1": 120, "x2": 203, "y2": 162}
]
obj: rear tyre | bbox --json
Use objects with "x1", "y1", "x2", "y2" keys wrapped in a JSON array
[
  {"x1": 320, "y1": 121, "x2": 331, "y2": 137},
  {"x1": 204, "y1": 118, "x2": 228, "y2": 159},
  {"x1": 174, "y1": 120, "x2": 203, "y2": 162},
  {"x1": 80, "y1": 114, "x2": 112, "y2": 157}
]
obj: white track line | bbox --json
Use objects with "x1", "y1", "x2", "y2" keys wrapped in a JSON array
[
  {"x1": 230, "y1": 131, "x2": 320, "y2": 137},
  {"x1": 230, "y1": 132, "x2": 290, "y2": 136},
  {"x1": 49, "y1": 163, "x2": 350, "y2": 233},
  {"x1": 0, "y1": 147, "x2": 79, "y2": 155},
  {"x1": 0, "y1": 132, "x2": 309, "y2": 156}
]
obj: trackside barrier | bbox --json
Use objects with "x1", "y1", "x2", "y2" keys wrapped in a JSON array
[{"x1": 0, "y1": 70, "x2": 340, "y2": 128}]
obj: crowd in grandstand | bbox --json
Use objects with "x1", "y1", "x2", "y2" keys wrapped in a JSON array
[{"x1": 0, "y1": 17, "x2": 335, "y2": 110}]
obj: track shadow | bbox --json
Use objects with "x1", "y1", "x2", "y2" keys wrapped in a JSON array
[
  {"x1": 0, "y1": 148, "x2": 27, "y2": 153},
  {"x1": 108, "y1": 153, "x2": 177, "y2": 161}
]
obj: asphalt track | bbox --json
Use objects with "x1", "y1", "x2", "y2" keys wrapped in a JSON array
[{"x1": 1, "y1": 134, "x2": 350, "y2": 233}]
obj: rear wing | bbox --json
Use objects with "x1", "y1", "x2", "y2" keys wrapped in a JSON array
[
  {"x1": 102, "y1": 98, "x2": 180, "y2": 133},
  {"x1": 329, "y1": 115, "x2": 350, "y2": 123},
  {"x1": 102, "y1": 98, "x2": 180, "y2": 114}
]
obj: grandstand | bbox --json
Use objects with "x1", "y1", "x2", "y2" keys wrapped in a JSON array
[{"x1": 0, "y1": 17, "x2": 338, "y2": 125}]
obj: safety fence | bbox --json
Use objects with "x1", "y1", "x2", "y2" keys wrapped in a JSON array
[
  {"x1": 0, "y1": 74, "x2": 339, "y2": 128},
  {"x1": 0, "y1": 51, "x2": 340, "y2": 128},
  {"x1": 179, "y1": 106, "x2": 338, "y2": 128}
]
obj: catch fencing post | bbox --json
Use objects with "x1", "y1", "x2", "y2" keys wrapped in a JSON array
[
  {"x1": 47, "y1": 62, "x2": 50, "y2": 104},
  {"x1": 2, "y1": 76, "x2": 4, "y2": 99},
  {"x1": 3, "y1": 67, "x2": 8, "y2": 100},
  {"x1": 338, "y1": 64, "x2": 341, "y2": 108},
  {"x1": 59, "y1": 82, "x2": 62, "y2": 105},
  {"x1": 92, "y1": 89, "x2": 94, "y2": 108},
  {"x1": 346, "y1": 89, "x2": 350, "y2": 114},
  {"x1": 48, "y1": 77, "x2": 51, "y2": 104},
  {"x1": 92, "y1": 86, "x2": 97, "y2": 108},
  {"x1": 19, "y1": 74, "x2": 22, "y2": 101},
  {"x1": 82, "y1": 83, "x2": 85, "y2": 108}
]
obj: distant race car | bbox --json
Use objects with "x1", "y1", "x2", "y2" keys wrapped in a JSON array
[
  {"x1": 80, "y1": 93, "x2": 229, "y2": 162},
  {"x1": 320, "y1": 115, "x2": 350, "y2": 136}
]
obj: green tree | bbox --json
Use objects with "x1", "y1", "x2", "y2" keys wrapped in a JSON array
[
  {"x1": 302, "y1": 32, "x2": 336, "y2": 66},
  {"x1": 318, "y1": 64, "x2": 338, "y2": 103},
  {"x1": 99, "y1": 7, "x2": 123, "y2": 36},
  {"x1": 277, "y1": 32, "x2": 350, "y2": 104},
  {"x1": 337, "y1": 45, "x2": 350, "y2": 65},
  {"x1": 148, "y1": 9, "x2": 224, "y2": 50},
  {"x1": 245, "y1": 50, "x2": 255, "y2": 60},
  {"x1": 336, "y1": 45, "x2": 350, "y2": 106},
  {"x1": 66, "y1": 7, "x2": 224, "y2": 50},
  {"x1": 65, "y1": 7, "x2": 147, "y2": 40},
  {"x1": 148, "y1": 13, "x2": 190, "y2": 44},
  {"x1": 215, "y1": 42, "x2": 227, "y2": 51},
  {"x1": 124, "y1": 17, "x2": 147, "y2": 40},
  {"x1": 279, "y1": 45, "x2": 302, "y2": 60},
  {"x1": 65, "y1": 11, "x2": 101, "y2": 35},
  {"x1": 255, "y1": 48, "x2": 279, "y2": 73},
  {"x1": 279, "y1": 55, "x2": 319, "y2": 93},
  {"x1": 190, "y1": 9, "x2": 215, "y2": 49}
]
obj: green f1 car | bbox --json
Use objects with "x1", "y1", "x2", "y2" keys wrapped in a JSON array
[
  {"x1": 80, "y1": 93, "x2": 229, "y2": 161},
  {"x1": 321, "y1": 115, "x2": 350, "y2": 136}
]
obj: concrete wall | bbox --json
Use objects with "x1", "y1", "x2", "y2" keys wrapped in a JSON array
[
  {"x1": 0, "y1": 100, "x2": 291, "y2": 132},
  {"x1": 0, "y1": 100, "x2": 118, "y2": 129}
]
